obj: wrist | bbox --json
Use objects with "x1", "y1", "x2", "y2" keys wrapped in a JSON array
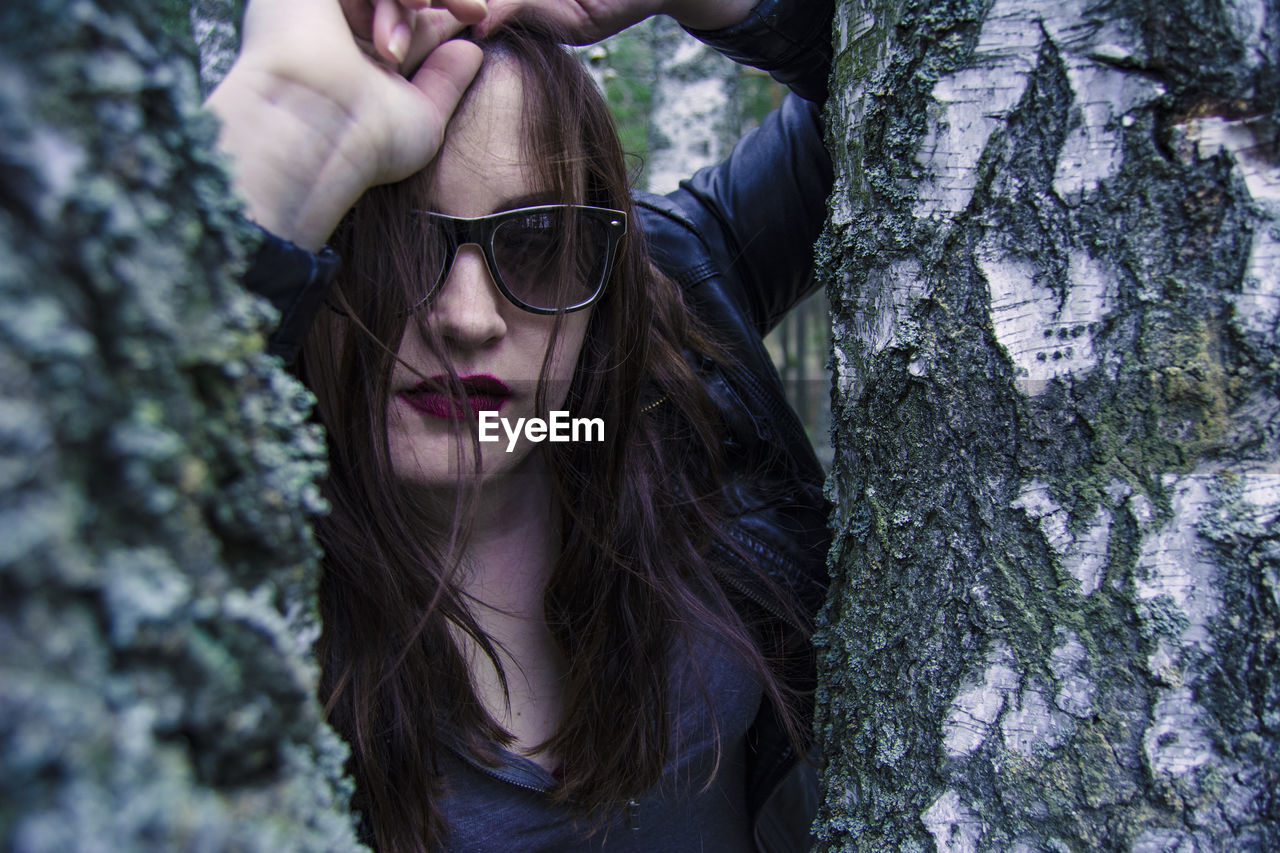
[{"x1": 206, "y1": 67, "x2": 372, "y2": 250}]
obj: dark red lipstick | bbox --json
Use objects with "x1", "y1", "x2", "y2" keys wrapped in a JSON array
[{"x1": 399, "y1": 374, "x2": 511, "y2": 420}]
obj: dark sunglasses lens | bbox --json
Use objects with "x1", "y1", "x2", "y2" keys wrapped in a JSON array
[
  {"x1": 492, "y1": 209, "x2": 608, "y2": 310},
  {"x1": 332, "y1": 228, "x2": 450, "y2": 319}
]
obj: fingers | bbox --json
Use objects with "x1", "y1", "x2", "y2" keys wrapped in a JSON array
[
  {"x1": 371, "y1": 38, "x2": 482, "y2": 180},
  {"x1": 474, "y1": 0, "x2": 543, "y2": 37},
  {"x1": 372, "y1": 0, "x2": 483, "y2": 71},
  {"x1": 400, "y1": 10, "x2": 470, "y2": 73},
  {"x1": 470, "y1": 0, "x2": 632, "y2": 44},
  {"x1": 431, "y1": 0, "x2": 489, "y2": 24},
  {"x1": 408, "y1": 37, "x2": 485, "y2": 125},
  {"x1": 373, "y1": 0, "x2": 413, "y2": 64}
]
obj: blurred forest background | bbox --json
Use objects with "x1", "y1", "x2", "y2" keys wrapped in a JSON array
[{"x1": 161, "y1": 0, "x2": 833, "y2": 465}]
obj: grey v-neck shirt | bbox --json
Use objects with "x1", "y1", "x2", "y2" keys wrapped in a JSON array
[{"x1": 436, "y1": 636, "x2": 763, "y2": 852}]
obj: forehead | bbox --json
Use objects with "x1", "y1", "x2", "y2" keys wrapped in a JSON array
[{"x1": 428, "y1": 59, "x2": 540, "y2": 217}]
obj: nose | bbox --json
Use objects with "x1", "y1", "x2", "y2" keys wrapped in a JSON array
[{"x1": 426, "y1": 244, "x2": 507, "y2": 346}]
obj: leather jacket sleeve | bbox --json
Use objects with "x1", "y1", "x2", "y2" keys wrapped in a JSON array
[
  {"x1": 662, "y1": 0, "x2": 835, "y2": 338},
  {"x1": 639, "y1": 5, "x2": 836, "y2": 850},
  {"x1": 684, "y1": 0, "x2": 834, "y2": 104},
  {"x1": 658, "y1": 93, "x2": 831, "y2": 339},
  {"x1": 240, "y1": 230, "x2": 340, "y2": 362}
]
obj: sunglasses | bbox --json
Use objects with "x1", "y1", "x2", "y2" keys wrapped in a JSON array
[{"x1": 352, "y1": 203, "x2": 627, "y2": 317}]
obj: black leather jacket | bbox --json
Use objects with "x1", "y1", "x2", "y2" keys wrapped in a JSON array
[
  {"x1": 242, "y1": 2, "x2": 834, "y2": 849},
  {"x1": 636, "y1": 96, "x2": 832, "y2": 849}
]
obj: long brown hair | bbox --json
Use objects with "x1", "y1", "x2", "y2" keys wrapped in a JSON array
[{"x1": 297, "y1": 22, "x2": 809, "y2": 852}]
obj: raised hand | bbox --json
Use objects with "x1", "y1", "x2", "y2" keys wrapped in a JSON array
[
  {"x1": 476, "y1": 0, "x2": 755, "y2": 44},
  {"x1": 206, "y1": 0, "x2": 486, "y2": 250}
]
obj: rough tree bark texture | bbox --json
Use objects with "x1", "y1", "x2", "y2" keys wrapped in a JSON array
[
  {"x1": 0, "y1": 1, "x2": 360, "y2": 849},
  {"x1": 814, "y1": 0, "x2": 1279, "y2": 850}
]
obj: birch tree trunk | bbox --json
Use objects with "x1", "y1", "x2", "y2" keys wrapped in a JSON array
[
  {"x1": 0, "y1": 1, "x2": 360, "y2": 848},
  {"x1": 815, "y1": 0, "x2": 1280, "y2": 850},
  {"x1": 641, "y1": 15, "x2": 741, "y2": 194}
]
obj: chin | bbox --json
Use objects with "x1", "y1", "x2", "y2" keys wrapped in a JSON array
[{"x1": 387, "y1": 424, "x2": 540, "y2": 491}]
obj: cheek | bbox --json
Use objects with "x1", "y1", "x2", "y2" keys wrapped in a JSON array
[{"x1": 543, "y1": 313, "x2": 591, "y2": 402}]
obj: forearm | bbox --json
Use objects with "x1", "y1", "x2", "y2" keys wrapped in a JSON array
[
  {"x1": 682, "y1": 0, "x2": 834, "y2": 103},
  {"x1": 673, "y1": 94, "x2": 832, "y2": 333}
]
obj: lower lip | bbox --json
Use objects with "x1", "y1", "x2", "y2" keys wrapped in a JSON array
[{"x1": 400, "y1": 392, "x2": 508, "y2": 420}]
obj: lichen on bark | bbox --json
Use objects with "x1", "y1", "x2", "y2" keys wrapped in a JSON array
[
  {"x1": 0, "y1": 0, "x2": 360, "y2": 848},
  {"x1": 816, "y1": 0, "x2": 1279, "y2": 850}
]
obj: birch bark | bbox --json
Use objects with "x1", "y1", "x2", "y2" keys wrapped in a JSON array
[
  {"x1": 641, "y1": 15, "x2": 739, "y2": 193},
  {"x1": 816, "y1": 0, "x2": 1280, "y2": 849},
  {"x1": 0, "y1": 1, "x2": 360, "y2": 848}
]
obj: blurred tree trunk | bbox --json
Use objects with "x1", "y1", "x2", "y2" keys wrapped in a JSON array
[
  {"x1": 642, "y1": 15, "x2": 741, "y2": 194},
  {"x1": 814, "y1": 0, "x2": 1280, "y2": 850},
  {"x1": 0, "y1": 1, "x2": 359, "y2": 849},
  {"x1": 189, "y1": 0, "x2": 239, "y2": 95}
]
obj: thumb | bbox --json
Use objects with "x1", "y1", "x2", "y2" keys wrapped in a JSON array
[{"x1": 407, "y1": 38, "x2": 485, "y2": 142}]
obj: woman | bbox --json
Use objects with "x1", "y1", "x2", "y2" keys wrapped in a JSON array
[{"x1": 209, "y1": 0, "x2": 833, "y2": 849}]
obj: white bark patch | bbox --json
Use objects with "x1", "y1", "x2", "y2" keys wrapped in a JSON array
[
  {"x1": 943, "y1": 643, "x2": 1020, "y2": 758},
  {"x1": 921, "y1": 789, "x2": 984, "y2": 853},
  {"x1": 1233, "y1": 227, "x2": 1280, "y2": 341},
  {"x1": 1133, "y1": 466, "x2": 1273, "y2": 830},
  {"x1": 1238, "y1": 463, "x2": 1280, "y2": 512},
  {"x1": 914, "y1": 0, "x2": 1063, "y2": 218},
  {"x1": 1001, "y1": 680, "x2": 1072, "y2": 755},
  {"x1": 1131, "y1": 828, "x2": 1199, "y2": 853},
  {"x1": 916, "y1": 63, "x2": 1031, "y2": 218},
  {"x1": 1127, "y1": 492, "x2": 1155, "y2": 527},
  {"x1": 1053, "y1": 60, "x2": 1164, "y2": 199},
  {"x1": 1239, "y1": 464, "x2": 1280, "y2": 613},
  {"x1": 838, "y1": 9, "x2": 876, "y2": 54},
  {"x1": 829, "y1": 71, "x2": 869, "y2": 230},
  {"x1": 1050, "y1": 630, "x2": 1096, "y2": 718},
  {"x1": 1143, "y1": 686, "x2": 1214, "y2": 777},
  {"x1": 1223, "y1": 0, "x2": 1268, "y2": 69},
  {"x1": 832, "y1": 343, "x2": 856, "y2": 400},
  {"x1": 1063, "y1": 505, "x2": 1110, "y2": 595},
  {"x1": 1012, "y1": 480, "x2": 1112, "y2": 593},
  {"x1": 1170, "y1": 114, "x2": 1280, "y2": 203},
  {"x1": 914, "y1": 0, "x2": 1151, "y2": 218},
  {"x1": 979, "y1": 244, "x2": 1116, "y2": 394},
  {"x1": 1012, "y1": 479, "x2": 1072, "y2": 549},
  {"x1": 858, "y1": 260, "x2": 928, "y2": 355},
  {"x1": 1135, "y1": 472, "x2": 1223, "y2": 653},
  {"x1": 1130, "y1": 467, "x2": 1280, "y2": 785},
  {"x1": 835, "y1": 260, "x2": 931, "y2": 397}
]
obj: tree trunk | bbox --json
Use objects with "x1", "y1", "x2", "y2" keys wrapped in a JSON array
[
  {"x1": 642, "y1": 15, "x2": 741, "y2": 194},
  {"x1": 815, "y1": 0, "x2": 1280, "y2": 850},
  {"x1": 0, "y1": 1, "x2": 360, "y2": 849},
  {"x1": 189, "y1": 0, "x2": 240, "y2": 96}
]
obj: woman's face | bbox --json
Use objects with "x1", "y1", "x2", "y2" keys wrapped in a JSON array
[{"x1": 386, "y1": 59, "x2": 592, "y2": 489}]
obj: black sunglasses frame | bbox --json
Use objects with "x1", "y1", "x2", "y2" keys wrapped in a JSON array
[{"x1": 407, "y1": 204, "x2": 628, "y2": 316}]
